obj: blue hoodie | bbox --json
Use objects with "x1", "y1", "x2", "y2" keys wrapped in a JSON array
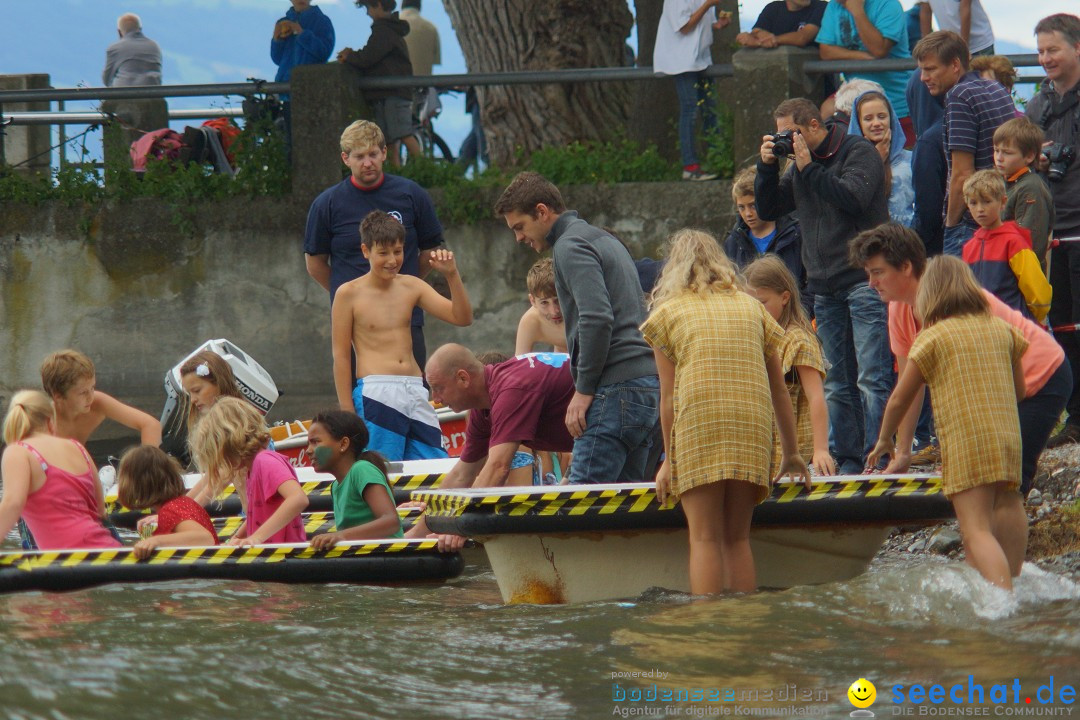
[
  {"x1": 271, "y1": 4, "x2": 335, "y2": 93},
  {"x1": 847, "y1": 90, "x2": 914, "y2": 227}
]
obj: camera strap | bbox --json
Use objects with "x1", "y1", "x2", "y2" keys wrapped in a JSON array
[{"x1": 1038, "y1": 83, "x2": 1080, "y2": 130}]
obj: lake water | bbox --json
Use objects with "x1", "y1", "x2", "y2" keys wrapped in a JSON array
[{"x1": 1, "y1": 552, "x2": 1078, "y2": 720}]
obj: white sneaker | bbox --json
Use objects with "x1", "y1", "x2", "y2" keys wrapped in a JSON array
[{"x1": 682, "y1": 168, "x2": 718, "y2": 181}]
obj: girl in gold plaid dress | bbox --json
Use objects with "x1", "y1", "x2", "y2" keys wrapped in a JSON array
[
  {"x1": 868, "y1": 257, "x2": 1029, "y2": 590},
  {"x1": 641, "y1": 230, "x2": 810, "y2": 595},
  {"x1": 744, "y1": 256, "x2": 837, "y2": 476}
]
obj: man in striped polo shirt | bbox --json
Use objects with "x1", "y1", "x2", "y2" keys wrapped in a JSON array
[{"x1": 913, "y1": 30, "x2": 1016, "y2": 256}]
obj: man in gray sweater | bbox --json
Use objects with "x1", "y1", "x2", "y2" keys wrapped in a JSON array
[
  {"x1": 103, "y1": 13, "x2": 162, "y2": 87},
  {"x1": 495, "y1": 172, "x2": 660, "y2": 483}
]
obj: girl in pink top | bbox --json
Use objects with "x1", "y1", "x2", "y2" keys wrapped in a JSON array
[
  {"x1": 190, "y1": 397, "x2": 308, "y2": 545},
  {"x1": 0, "y1": 390, "x2": 121, "y2": 550}
]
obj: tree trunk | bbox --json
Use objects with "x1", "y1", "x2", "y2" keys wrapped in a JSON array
[{"x1": 445, "y1": 0, "x2": 635, "y2": 167}]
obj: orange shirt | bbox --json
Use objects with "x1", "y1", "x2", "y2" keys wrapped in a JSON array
[{"x1": 888, "y1": 289, "x2": 1063, "y2": 397}]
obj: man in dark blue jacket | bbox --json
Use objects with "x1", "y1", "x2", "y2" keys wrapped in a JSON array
[
  {"x1": 271, "y1": 1, "x2": 335, "y2": 152},
  {"x1": 756, "y1": 98, "x2": 893, "y2": 473}
]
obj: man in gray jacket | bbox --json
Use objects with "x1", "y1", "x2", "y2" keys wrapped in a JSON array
[
  {"x1": 103, "y1": 13, "x2": 162, "y2": 87},
  {"x1": 495, "y1": 172, "x2": 661, "y2": 484}
]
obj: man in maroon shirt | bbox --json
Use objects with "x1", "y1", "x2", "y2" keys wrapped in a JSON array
[{"x1": 423, "y1": 343, "x2": 575, "y2": 489}]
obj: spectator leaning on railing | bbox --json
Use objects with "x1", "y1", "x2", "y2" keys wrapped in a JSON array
[{"x1": 102, "y1": 13, "x2": 161, "y2": 87}]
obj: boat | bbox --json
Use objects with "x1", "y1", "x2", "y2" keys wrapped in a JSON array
[
  {"x1": 0, "y1": 539, "x2": 464, "y2": 594},
  {"x1": 105, "y1": 458, "x2": 456, "y2": 527},
  {"x1": 415, "y1": 474, "x2": 953, "y2": 604}
]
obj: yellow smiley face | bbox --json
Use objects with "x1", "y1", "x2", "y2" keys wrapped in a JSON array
[{"x1": 848, "y1": 678, "x2": 876, "y2": 708}]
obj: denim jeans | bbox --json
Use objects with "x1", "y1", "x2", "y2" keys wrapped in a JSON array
[
  {"x1": 814, "y1": 283, "x2": 896, "y2": 474},
  {"x1": 942, "y1": 220, "x2": 978, "y2": 257},
  {"x1": 1019, "y1": 359, "x2": 1072, "y2": 495},
  {"x1": 673, "y1": 72, "x2": 716, "y2": 168},
  {"x1": 567, "y1": 375, "x2": 661, "y2": 484}
]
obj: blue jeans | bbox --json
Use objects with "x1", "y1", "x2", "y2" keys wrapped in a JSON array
[
  {"x1": 943, "y1": 220, "x2": 977, "y2": 257},
  {"x1": 673, "y1": 72, "x2": 715, "y2": 168},
  {"x1": 814, "y1": 283, "x2": 896, "y2": 474},
  {"x1": 567, "y1": 375, "x2": 660, "y2": 484},
  {"x1": 1019, "y1": 359, "x2": 1072, "y2": 496}
]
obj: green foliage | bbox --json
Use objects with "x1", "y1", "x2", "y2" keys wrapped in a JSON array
[
  {"x1": 701, "y1": 104, "x2": 736, "y2": 180},
  {"x1": 527, "y1": 139, "x2": 678, "y2": 185},
  {"x1": 396, "y1": 136, "x2": 685, "y2": 224},
  {"x1": 1, "y1": 112, "x2": 291, "y2": 236}
]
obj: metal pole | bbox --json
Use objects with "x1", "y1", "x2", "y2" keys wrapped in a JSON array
[{"x1": 58, "y1": 99, "x2": 65, "y2": 172}]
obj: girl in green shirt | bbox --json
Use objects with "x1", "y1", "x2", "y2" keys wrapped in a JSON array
[{"x1": 307, "y1": 410, "x2": 404, "y2": 549}]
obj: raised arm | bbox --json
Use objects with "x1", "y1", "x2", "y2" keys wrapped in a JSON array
[
  {"x1": 679, "y1": 0, "x2": 720, "y2": 34},
  {"x1": 844, "y1": 0, "x2": 895, "y2": 58},
  {"x1": 93, "y1": 391, "x2": 162, "y2": 446},
  {"x1": 416, "y1": 250, "x2": 473, "y2": 327}
]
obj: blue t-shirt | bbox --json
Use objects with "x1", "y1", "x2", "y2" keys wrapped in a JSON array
[
  {"x1": 304, "y1": 173, "x2": 444, "y2": 325},
  {"x1": 816, "y1": 0, "x2": 911, "y2": 119},
  {"x1": 751, "y1": 228, "x2": 777, "y2": 255}
]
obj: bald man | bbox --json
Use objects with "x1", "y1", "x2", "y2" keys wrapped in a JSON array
[
  {"x1": 103, "y1": 13, "x2": 162, "y2": 87},
  {"x1": 424, "y1": 344, "x2": 575, "y2": 490}
]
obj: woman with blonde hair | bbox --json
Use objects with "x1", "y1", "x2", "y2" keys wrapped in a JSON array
[
  {"x1": 190, "y1": 397, "x2": 307, "y2": 545},
  {"x1": 744, "y1": 255, "x2": 836, "y2": 476},
  {"x1": 641, "y1": 229, "x2": 809, "y2": 595},
  {"x1": 868, "y1": 256, "x2": 1029, "y2": 589},
  {"x1": 0, "y1": 390, "x2": 121, "y2": 549}
]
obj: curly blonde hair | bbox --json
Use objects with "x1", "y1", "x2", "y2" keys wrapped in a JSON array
[
  {"x1": 189, "y1": 397, "x2": 270, "y2": 502},
  {"x1": 649, "y1": 229, "x2": 740, "y2": 311}
]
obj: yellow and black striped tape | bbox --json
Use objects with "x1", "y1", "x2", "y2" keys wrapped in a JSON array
[
  {"x1": 0, "y1": 539, "x2": 439, "y2": 572},
  {"x1": 213, "y1": 508, "x2": 424, "y2": 540},
  {"x1": 105, "y1": 474, "x2": 445, "y2": 514},
  {"x1": 415, "y1": 476, "x2": 944, "y2": 518}
]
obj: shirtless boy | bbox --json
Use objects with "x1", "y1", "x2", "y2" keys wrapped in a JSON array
[
  {"x1": 332, "y1": 210, "x2": 473, "y2": 460},
  {"x1": 514, "y1": 257, "x2": 568, "y2": 354},
  {"x1": 40, "y1": 349, "x2": 162, "y2": 446}
]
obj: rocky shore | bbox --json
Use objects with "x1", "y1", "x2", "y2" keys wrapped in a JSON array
[{"x1": 876, "y1": 445, "x2": 1080, "y2": 577}]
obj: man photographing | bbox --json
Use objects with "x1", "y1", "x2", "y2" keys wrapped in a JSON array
[
  {"x1": 1029, "y1": 13, "x2": 1080, "y2": 448},
  {"x1": 755, "y1": 98, "x2": 892, "y2": 474}
]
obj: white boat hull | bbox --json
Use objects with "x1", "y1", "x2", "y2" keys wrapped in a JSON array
[{"x1": 479, "y1": 525, "x2": 893, "y2": 604}]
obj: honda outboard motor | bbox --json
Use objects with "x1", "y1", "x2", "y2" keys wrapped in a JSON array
[{"x1": 160, "y1": 339, "x2": 279, "y2": 460}]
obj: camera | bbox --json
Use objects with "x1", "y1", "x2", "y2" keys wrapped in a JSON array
[
  {"x1": 771, "y1": 130, "x2": 797, "y2": 158},
  {"x1": 1044, "y1": 142, "x2": 1076, "y2": 182}
]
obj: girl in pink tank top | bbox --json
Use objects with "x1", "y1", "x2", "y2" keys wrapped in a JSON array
[{"x1": 0, "y1": 390, "x2": 121, "y2": 550}]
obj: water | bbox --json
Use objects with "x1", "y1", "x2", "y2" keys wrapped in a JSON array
[{"x1": 0, "y1": 555, "x2": 1078, "y2": 720}]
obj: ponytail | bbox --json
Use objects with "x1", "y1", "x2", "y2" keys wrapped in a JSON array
[{"x1": 2, "y1": 390, "x2": 54, "y2": 445}]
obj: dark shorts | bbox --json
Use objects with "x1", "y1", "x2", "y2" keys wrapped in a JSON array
[{"x1": 373, "y1": 96, "x2": 417, "y2": 143}]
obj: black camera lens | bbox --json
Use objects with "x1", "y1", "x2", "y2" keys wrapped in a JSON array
[{"x1": 771, "y1": 130, "x2": 796, "y2": 158}]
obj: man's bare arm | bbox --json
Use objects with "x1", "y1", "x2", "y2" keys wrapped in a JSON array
[{"x1": 306, "y1": 253, "x2": 331, "y2": 292}]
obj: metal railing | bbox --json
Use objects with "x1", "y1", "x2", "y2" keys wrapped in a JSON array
[{"x1": 0, "y1": 54, "x2": 1047, "y2": 170}]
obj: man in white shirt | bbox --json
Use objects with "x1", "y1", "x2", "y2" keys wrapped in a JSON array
[
  {"x1": 918, "y1": 0, "x2": 995, "y2": 56},
  {"x1": 653, "y1": 0, "x2": 732, "y2": 181}
]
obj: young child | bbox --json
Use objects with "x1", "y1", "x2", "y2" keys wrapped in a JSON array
[
  {"x1": 332, "y1": 209, "x2": 472, "y2": 461},
  {"x1": 41, "y1": 350, "x2": 162, "y2": 446},
  {"x1": 867, "y1": 256, "x2": 1029, "y2": 590},
  {"x1": 961, "y1": 170, "x2": 1051, "y2": 323},
  {"x1": 736, "y1": 0, "x2": 827, "y2": 49},
  {"x1": 190, "y1": 397, "x2": 308, "y2": 545},
  {"x1": 307, "y1": 410, "x2": 403, "y2": 549},
  {"x1": 0, "y1": 390, "x2": 121, "y2": 550},
  {"x1": 179, "y1": 350, "x2": 244, "y2": 432},
  {"x1": 514, "y1": 258, "x2": 568, "y2": 354},
  {"x1": 723, "y1": 167, "x2": 809, "y2": 315},
  {"x1": 640, "y1": 229, "x2": 809, "y2": 595},
  {"x1": 744, "y1": 255, "x2": 836, "y2": 476},
  {"x1": 993, "y1": 118, "x2": 1055, "y2": 267},
  {"x1": 116, "y1": 445, "x2": 217, "y2": 559}
]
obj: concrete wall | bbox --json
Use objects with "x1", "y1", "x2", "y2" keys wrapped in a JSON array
[{"x1": 0, "y1": 182, "x2": 735, "y2": 437}]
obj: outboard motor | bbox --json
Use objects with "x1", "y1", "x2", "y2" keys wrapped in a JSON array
[{"x1": 160, "y1": 339, "x2": 279, "y2": 460}]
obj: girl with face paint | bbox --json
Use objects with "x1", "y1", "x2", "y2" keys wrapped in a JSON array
[{"x1": 307, "y1": 410, "x2": 403, "y2": 549}]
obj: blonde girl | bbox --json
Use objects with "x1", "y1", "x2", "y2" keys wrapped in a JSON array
[
  {"x1": 641, "y1": 229, "x2": 810, "y2": 595},
  {"x1": 117, "y1": 446, "x2": 217, "y2": 559},
  {"x1": 179, "y1": 350, "x2": 244, "y2": 431},
  {"x1": 867, "y1": 256, "x2": 1028, "y2": 589},
  {"x1": 744, "y1": 255, "x2": 837, "y2": 476},
  {"x1": 190, "y1": 397, "x2": 308, "y2": 545},
  {"x1": 0, "y1": 391, "x2": 120, "y2": 549}
]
